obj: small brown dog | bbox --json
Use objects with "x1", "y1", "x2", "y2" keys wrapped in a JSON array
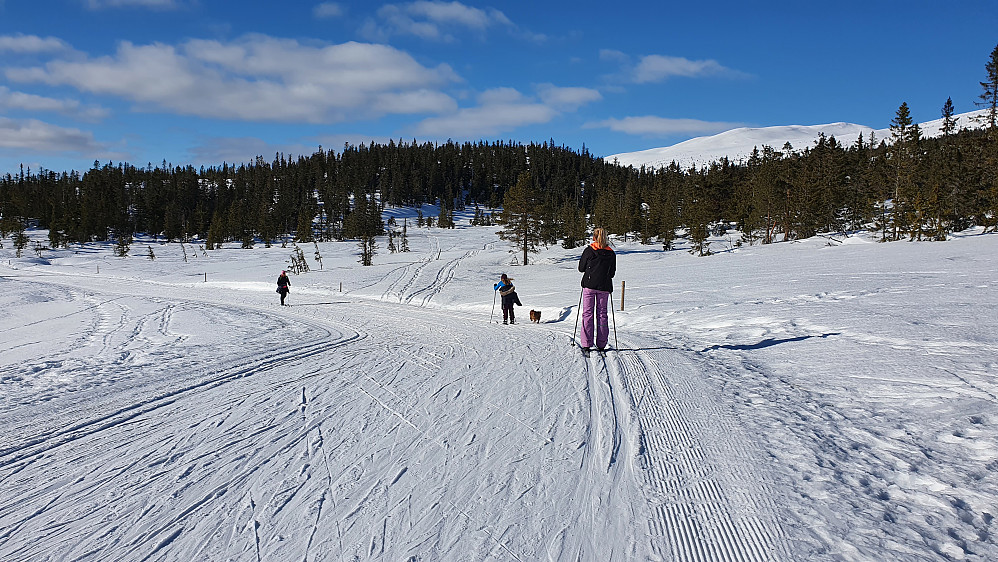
[{"x1": 529, "y1": 309, "x2": 541, "y2": 323}]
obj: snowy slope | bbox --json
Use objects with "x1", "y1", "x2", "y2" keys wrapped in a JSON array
[
  {"x1": 1, "y1": 211, "x2": 997, "y2": 561},
  {"x1": 606, "y1": 109, "x2": 989, "y2": 170}
]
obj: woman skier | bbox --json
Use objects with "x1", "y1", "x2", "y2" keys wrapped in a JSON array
[
  {"x1": 578, "y1": 228, "x2": 616, "y2": 351},
  {"x1": 277, "y1": 270, "x2": 291, "y2": 306}
]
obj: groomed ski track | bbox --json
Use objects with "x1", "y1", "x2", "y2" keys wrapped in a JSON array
[{"x1": 1, "y1": 259, "x2": 797, "y2": 561}]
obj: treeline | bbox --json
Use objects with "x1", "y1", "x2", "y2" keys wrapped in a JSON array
[
  {"x1": 0, "y1": 120, "x2": 996, "y2": 258},
  {"x1": 1, "y1": 44, "x2": 996, "y2": 258},
  {"x1": 0, "y1": 139, "x2": 630, "y2": 252}
]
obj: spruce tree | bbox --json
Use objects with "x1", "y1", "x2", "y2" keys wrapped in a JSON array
[
  {"x1": 941, "y1": 97, "x2": 957, "y2": 136},
  {"x1": 400, "y1": 219, "x2": 410, "y2": 252},
  {"x1": 889, "y1": 102, "x2": 918, "y2": 240},
  {"x1": 684, "y1": 173, "x2": 712, "y2": 257},
  {"x1": 558, "y1": 200, "x2": 588, "y2": 249},
  {"x1": 359, "y1": 235, "x2": 376, "y2": 266},
  {"x1": 979, "y1": 44, "x2": 998, "y2": 129},
  {"x1": 497, "y1": 171, "x2": 544, "y2": 265}
]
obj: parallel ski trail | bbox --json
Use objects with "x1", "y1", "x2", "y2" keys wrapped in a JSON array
[
  {"x1": 2, "y1": 269, "x2": 793, "y2": 562},
  {"x1": 611, "y1": 338, "x2": 791, "y2": 561}
]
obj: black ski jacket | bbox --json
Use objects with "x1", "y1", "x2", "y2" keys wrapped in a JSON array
[
  {"x1": 578, "y1": 244, "x2": 616, "y2": 292},
  {"x1": 498, "y1": 281, "x2": 521, "y2": 308}
]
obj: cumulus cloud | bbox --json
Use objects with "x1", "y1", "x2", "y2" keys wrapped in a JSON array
[
  {"x1": 602, "y1": 51, "x2": 746, "y2": 85},
  {"x1": 0, "y1": 87, "x2": 109, "y2": 121},
  {"x1": 6, "y1": 36, "x2": 460, "y2": 123},
  {"x1": 0, "y1": 116, "x2": 105, "y2": 152},
  {"x1": 632, "y1": 55, "x2": 733, "y2": 83},
  {"x1": 413, "y1": 83, "x2": 601, "y2": 138},
  {"x1": 413, "y1": 87, "x2": 555, "y2": 137},
  {"x1": 536, "y1": 84, "x2": 601, "y2": 110},
  {"x1": 313, "y1": 2, "x2": 344, "y2": 19},
  {"x1": 366, "y1": 1, "x2": 512, "y2": 41},
  {"x1": 599, "y1": 49, "x2": 629, "y2": 63},
  {"x1": 586, "y1": 115, "x2": 744, "y2": 136},
  {"x1": 0, "y1": 34, "x2": 70, "y2": 53}
]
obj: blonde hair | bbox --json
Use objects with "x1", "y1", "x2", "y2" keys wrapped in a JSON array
[{"x1": 592, "y1": 227, "x2": 610, "y2": 249}]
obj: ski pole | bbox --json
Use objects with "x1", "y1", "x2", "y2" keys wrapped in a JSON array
[
  {"x1": 572, "y1": 288, "x2": 583, "y2": 346},
  {"x1": 609, "y1": 292, "x2": 618, "y2": 350},
  {"x1": 490, "y1": 289, "x2": 497, "y2": 323}
]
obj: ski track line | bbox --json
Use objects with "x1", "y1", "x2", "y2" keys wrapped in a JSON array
[
  {"x1": 613, "y1": 338, "x2": 791, "y2": 562},
  {"x1": 403, "y1": 249, "x2": 473, "y2": 306},
  {"x1": 0, "y1": 334, "x2": 345, "y2": 470},
  {"x1": 6, "y1": 269, "x2": 797, "y2": 561},
  {"x1": 559, "y1": 349, "x2": 624, "y2": 561},
  {"x1": 0, "y1": 278, "x2": 361, "y2": 473}
]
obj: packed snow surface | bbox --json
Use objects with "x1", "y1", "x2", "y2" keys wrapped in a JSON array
[{"x1": 2, "y1": 209, "x2": 997, "y2": 561}]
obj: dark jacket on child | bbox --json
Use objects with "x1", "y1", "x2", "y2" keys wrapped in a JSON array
[{"x1": 497, "y1": 280, "x2": 521, "y2": 309}]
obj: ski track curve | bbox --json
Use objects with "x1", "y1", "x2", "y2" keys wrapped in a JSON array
[{"x1": 1, "y1": 270, "x2": 796, "y2": 561}]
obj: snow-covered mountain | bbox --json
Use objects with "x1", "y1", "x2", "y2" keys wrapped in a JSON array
[{"x1": 605, "y1": 109, "x2": 989, "y2": 170}]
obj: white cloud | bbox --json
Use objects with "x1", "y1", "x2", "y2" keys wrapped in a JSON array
[
  {"x1": 0, "y1": 87, "x2": 109, "y2": 121},
  {"x1": 412, "y1": 83, "x2": 601, "y2": 138},
  {"x1": 599, "y1": 49, "x2": 629, "y2": 63},
  {"x1": 632, "y1": 55, "x2": 731, "y2": 83},
  {"x1": 536, "y1": 84, "x2": 601, "y2": 110},
  {"x1": 85, "y1": 0, "x2": 179, "y2": 9},
  {"x1": 586, "y1": 116, "x2": 744, "y2": 136},
  {"x1": 0, "y1": 117, "x2": 105, "y2": 152},
  {"x1": 601, "y1": 51, "x2": 745, "y2": 85},
  {"x1": 368, "y1": 1, "x2": 512, "y2": 42},
  {"x1": 6, "y1": 36, "x2": 460, "y2": 123},
  {"x1": 0, "y1": 34, "x2": 70, "y2": 53},
  {"x1": 313, "y1": 2, "x2": 344, "y2": 19},
  {"x1": 407, "y1": 1, "x2": 504, "y2": 28},
  {"x1": 413, "y1": 87, "x2": 556, "y2": 137}
]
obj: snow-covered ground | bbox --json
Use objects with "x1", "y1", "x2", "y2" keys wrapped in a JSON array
[
  {"x1": 605, "y1": 110, "x2": 988, "y2": 170},
  {"x1": 1, "y1": 209, "x2": 996, "y2": 561}
]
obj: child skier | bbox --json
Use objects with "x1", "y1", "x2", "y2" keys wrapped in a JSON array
[{"x1": 494, "y1": 274, "x2": 522, "y2": 324}]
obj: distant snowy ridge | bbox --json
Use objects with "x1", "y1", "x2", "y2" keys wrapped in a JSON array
[{"x1": 605, "y1": 109, "x2": 989, "y2": 170}]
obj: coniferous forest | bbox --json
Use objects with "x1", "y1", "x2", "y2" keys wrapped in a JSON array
[{"x1": 2, "y1": 45, "x2": 997, "y2": 260}]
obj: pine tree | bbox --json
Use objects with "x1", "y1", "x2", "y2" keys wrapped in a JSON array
[
  {"x1": 114, "y1": 231, "x2": 131, "y2": 257},
  {"x1": 978, "y1": 44, "x2": 998, "y2": 129},
  {"x1": 206, "y1": 210, "x2": 224, "y2": 250},
  {"x1": 889, "y1": 102, "x2": 919, "y2": 240},
  {"x1": 12, "y1": 222, "x2": 29, "y2": 258},
  {"x1": 558, "y1": 200, "x2": 588, "y2": 249},
  {"x1": 941, "y1": 97, "x2": 958, "y2": 136},
  {"x1": 359, "y1": 235, "x2": 376, "y2": 266},
  {"x1": 684, "y1": 171, "x2": 712, "y2": 256},
  {"x1": 400, "y1": 219, "x2": 410, "y2": 252},
  {"x1": 497, "y1": 171, "x2": 544, "y2": 265},
  {"x1": 313, "y1": 240, "x2": 323, "y2": 269},
  {"x1": 387, "y1": 230, "x2": 397, "y2": 253}
]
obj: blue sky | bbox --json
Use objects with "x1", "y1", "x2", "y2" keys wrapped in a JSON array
[{"x1": 1, "y1": 0, "x2": 995, "y2": 175}]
